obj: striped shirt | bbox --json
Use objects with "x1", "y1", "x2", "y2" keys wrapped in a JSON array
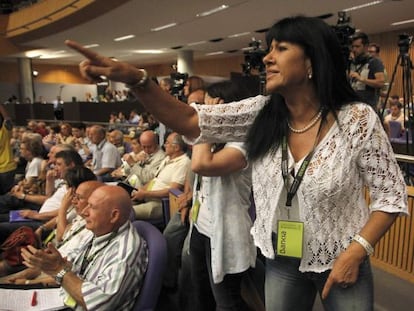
[{"x1": 65, "y1": 221, "x2": 148, "y2": 311}]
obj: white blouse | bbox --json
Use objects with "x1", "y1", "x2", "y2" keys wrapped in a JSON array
[{"x1": 188, "y1": 95, "x2": 408, "y2": 273}]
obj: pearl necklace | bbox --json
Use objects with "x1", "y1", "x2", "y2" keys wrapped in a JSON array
[{"x1": 287, "y1": 109, "x2": 323, "y2": 134}]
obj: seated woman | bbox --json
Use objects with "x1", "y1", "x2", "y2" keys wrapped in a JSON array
[{"x1": 0, "y1": 166, "x2": 99, "y2": 279}]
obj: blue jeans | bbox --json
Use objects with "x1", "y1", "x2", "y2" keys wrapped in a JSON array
[
  {"x1": 163, "y1": 212, "x2": 190, "y2": 288},
  {"x1": 265, "y1": 256, "x2": 373, "y2": 311}
]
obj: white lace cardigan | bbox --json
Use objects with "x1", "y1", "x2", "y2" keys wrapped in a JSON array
[{"x1": 187, "y1": 95, "x2": 408, "y2": 273}]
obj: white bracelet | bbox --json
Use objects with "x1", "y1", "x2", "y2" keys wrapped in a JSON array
[
  {"x1": 353, "y1": 234, "x2": 374, "y2": 256},
  {"x1": 126, "y1": 69, "x2": 149, "y2": 89}
]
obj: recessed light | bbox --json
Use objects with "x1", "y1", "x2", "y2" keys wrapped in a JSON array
[
  {"x1": 134, "y1": 49, "x2": 164, "y2": 54},
  {"x1": 206, "y1": 51, "x2": 224, "y2": 56},
  {"x1": 228, "y1": 32, "x2": 250, "y2": 38},
  {"x1": 151, "y1": 23, "x2": 177, "y2": 32},
  {"x1": 188, "y1": 41, "x2": 207, "y2": 46},
  {"x1": 196, "y1": 5, "x2": 229, "y2": 17},
  {"x1": 343, "y1": 0, "x2": 384, "y2": 12},
  {"x1": 391, "y1": 19, "x2": 414, "y2": 26},
  {"x1": 114, "y1": 35, "x2": 135, "y2": 42}
]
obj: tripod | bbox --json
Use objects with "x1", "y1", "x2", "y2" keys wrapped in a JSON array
[{"x1": 380, "y1": 41, "x2": 414, "y2": 183}]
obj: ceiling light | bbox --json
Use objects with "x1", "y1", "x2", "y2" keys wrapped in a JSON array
[
  {"x1": 391, "y1": 19, "x2": 414, "y2": 26},
  {"x1": 25, "y1": 50, "x2": 43, "y2": 58},
  {"x1": 133, "y1": 49, "x2": 164, "y2": 54},
  {"x1": 188, "y1": 41, "x2": 207, "y2": 46},
  {"x1": 342, "y1": 0, "x2": 384, "y2": 12},
  {"x1": 151, "y1": 23, "x2": 177, "y2": 32},
  {"x1": 206, "y1": 51, "x2": 224, "y2": 56},
  {"x1": 84, "y1": 44, "x2": 100, "y2": 48},
  {"x1": 196, "y1": 4, "x2": 229, "y2": 17},
  {"x1": 228, "y1": 32, "x2": 250, "y2": 38},
  {"x1": 114, "y1": 35, "x2": 135, "y2": 42}
]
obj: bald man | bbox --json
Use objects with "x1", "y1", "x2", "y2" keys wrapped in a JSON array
[
  {"x1": 22, "y1": 185, "x2": 148, "y2": 311},
  {"x1": 126, "y1": 130, "x2": 166, "y2": 188}
]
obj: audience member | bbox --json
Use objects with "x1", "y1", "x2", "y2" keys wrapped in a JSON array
[
  {"x1": 108, "y1": 129, "x2": 131, "y2": 157},
  {"x1": 88, "y1": 125, "x2": 121, "y2": 181},
  {"x1": 129, "y1": 109, "x2": 141, "y2": 124},
  {"x1": 42, "y1": 123, "x2": 60, "y2": 151},
  {"x1": 111, "y1": 132, "x2": 143, "y2": 178},
  {"x1": 0, "y1": 149, "x2": 83, "y2": 241},
  {"x1": 21, "y1": 185, "x2": 148, "y2": 311},
  {"x1": 0, "y1": 168, "x2": 98, "y2": 278},
  {"x1": 19, "y1": 135, "x2": 44, "y2": 182},
  {"x1": 131, "y1": 132, "x2": 190, "y2": 220},
  {"x1": 72, "y1": 122, "x2": 92, "y2": 162},
  {"x1": 183, "y1": 76, "x2": 205, "y2": 102},
  {"x1": 124, "y1": 130, "x2": 166, "y2": 188},
  {"x1": 56, "y1": 123, "x2": 75, "y2": 145},
  {"x1": 0, "y1": 103, "x2": 17, "y2": 194},
  {"x1": 384, "y1": 101, "x2": 405, "y2": 137}
]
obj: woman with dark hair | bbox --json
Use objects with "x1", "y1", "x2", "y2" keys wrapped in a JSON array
[
  {"x1": 67, "y1": 15, "x2": 408, "y2": 310},
  {"x1": 188, "y1": 80, "x2": 253, "y2": 310}
]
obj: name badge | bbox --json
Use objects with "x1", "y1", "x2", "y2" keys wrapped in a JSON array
[
  {"x1": 276, "y1": 220, "x2": 304, "y2": 258},
  {"x1": 191, "y1": 198, "x2": 201, "y2": 223},
  {"x1": 64, "y1": 294, "x2": 77, "y2": 308}
]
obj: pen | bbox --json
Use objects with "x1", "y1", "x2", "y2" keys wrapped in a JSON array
[{"x1": 31, "y1": 291, "x2": 37, "y2": 306}]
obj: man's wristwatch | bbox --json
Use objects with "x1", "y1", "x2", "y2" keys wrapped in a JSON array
[{"x1": 55, "y1": 266, "x2": 70, "y2": 285}]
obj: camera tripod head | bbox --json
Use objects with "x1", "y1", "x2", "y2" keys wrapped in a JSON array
[{"x1": 398, "y1": 33, "x2": 413, "y2": 56}]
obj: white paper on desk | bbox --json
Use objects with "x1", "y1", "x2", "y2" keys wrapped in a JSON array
[{"x1": 0, "y1": 287, "x2": 66, "y2": 311}]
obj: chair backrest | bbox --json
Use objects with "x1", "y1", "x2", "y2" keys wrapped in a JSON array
[
  {"x1": 389, "y1": 120, "x2": 403, "y2": 139},
  {"x1": 132, "y1": 220, "x2": 168, "y2": 311}
]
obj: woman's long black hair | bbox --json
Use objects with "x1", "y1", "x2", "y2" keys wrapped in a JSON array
[{"x1": 246, "y1": 15, "x2": 359, "y2": 161}]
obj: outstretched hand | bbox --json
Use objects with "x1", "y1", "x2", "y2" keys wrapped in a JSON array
[{"x1": 65, "y1": 40, "x2": 142, "y2": 86}]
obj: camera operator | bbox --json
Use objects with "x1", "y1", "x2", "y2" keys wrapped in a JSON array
[{"x1": 349, "y1": 32, "x2": 385, "y2": 110}]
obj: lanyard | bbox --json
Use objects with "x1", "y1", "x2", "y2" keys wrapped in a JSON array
[
  {"x1": 281, "y1": 122, "x2": 323, "y2": 207},
  {"x1": 79, "y1": 232, "x2": 116, "y2": 277},
  {"x1": 57, "y1": 224, "x2": 86, "y2": 248}
]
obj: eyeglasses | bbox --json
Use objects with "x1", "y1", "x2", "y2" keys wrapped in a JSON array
[{"x1": 73, "y1": 193, "x2": 86, "y2": 201}]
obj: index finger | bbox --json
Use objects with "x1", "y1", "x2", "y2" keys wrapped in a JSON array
[
  {"x1": 65, "y1": 40, "x2": 100, "y2": 61},
  {"x1": 321, "y1": 276, "x2": 334, "y2": 300}
]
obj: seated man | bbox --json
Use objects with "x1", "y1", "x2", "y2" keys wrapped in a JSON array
[
  {"x1": 0, "y1": 144, "x2": 75, "y2": 216},
  {"x1": 112, "y1": 130, "x2": 166, "y2": 187},
  {"x1": 131, "y1": 132, "x2": 190, "y2": 220},
  {"x1": 0, "y1": 149, "x2": 83, "y2": 243},
  {"x1": 108, "y1": 129, "x2": 131, "y2": 157},
  {"x1": 88, "y1": 125, "x2": 121, "y2": 182},
  {"x1": 22, "y1": 185, "x2": 148, "y2": 311}
]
